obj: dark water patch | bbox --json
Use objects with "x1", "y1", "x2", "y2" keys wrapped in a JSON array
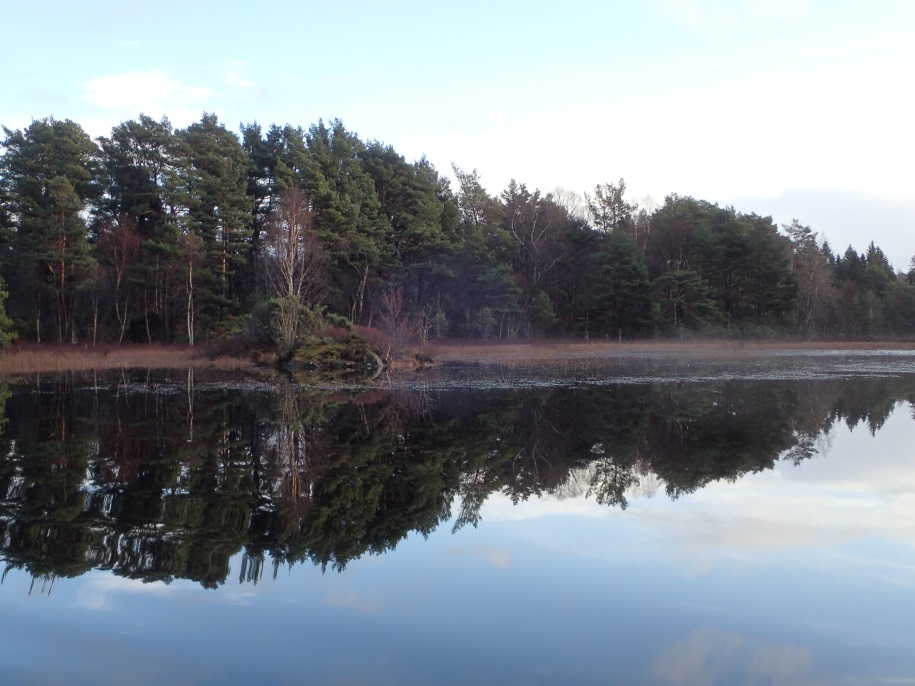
[{"x1": 397, "y1": 351, "x2": 915, "y2": 391}]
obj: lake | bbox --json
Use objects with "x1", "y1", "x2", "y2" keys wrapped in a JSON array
[{"x1": 2, "y1": 351, "x2": 915, "y2": 685}]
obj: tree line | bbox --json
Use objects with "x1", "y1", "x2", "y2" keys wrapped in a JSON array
[{"x1": 1, "y1": 113, "x2": 913, "y2": 348}]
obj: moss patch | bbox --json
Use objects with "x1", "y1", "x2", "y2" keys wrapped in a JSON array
[{"x1": 285, "y1": 335, "x2": 383, "y2": 379}]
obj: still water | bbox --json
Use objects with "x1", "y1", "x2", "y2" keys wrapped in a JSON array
[{"x1": 2, "y1": 352, "x2": 915, "y2": 685}]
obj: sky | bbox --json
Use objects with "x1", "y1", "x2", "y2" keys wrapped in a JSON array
[{"x1": 2, "y1": 0, "x2": 914, "y2": 268}]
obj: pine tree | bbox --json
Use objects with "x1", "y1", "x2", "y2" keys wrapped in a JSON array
[{"x1": 0, "y1": 118, "x2": 100, "y2": 342}]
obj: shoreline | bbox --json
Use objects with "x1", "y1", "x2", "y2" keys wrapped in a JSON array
[
  {"x1": 3, "y1": 339, "x2": 915, "y2": 375},
  {"x1": 424, "y1": 338, "x2": 915, "y2": 363},
  {"x1": 0, "y1": 343, "x2": 257, "y2": 376}
]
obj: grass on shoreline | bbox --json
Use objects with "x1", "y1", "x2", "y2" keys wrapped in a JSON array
[
  {"x1": 0, "y1": 343, "x2": 256, "y2": 375},
  {"x1": 2, "y1": 339, "x2": 915, "y2": 375},
  {"x1": 425, "y1": 338, "x2": 915, "y2": 363}
]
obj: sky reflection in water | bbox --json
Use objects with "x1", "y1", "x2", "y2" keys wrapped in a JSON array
[{"x1": 1, "y1": 365, "x2": 915, "y2": 685}]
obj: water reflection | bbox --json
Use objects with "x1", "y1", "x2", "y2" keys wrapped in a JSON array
[
  {"x1": 1, "y1": 369, "x2": 914, "y2": 588},
  {"x1": 652, "y1": 629, "x2": 817, "y2": 686}
]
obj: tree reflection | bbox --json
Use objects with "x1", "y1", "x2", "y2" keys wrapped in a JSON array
[{"x1": 2, "y1": 370, "x2": 915, "y2": 586}]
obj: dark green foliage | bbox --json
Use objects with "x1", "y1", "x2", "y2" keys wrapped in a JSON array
[
  {"x1": 302, "y1": 120, "x2": 388, "y2": 323},
  {"x1": 98, "y1": 115, "x2": 174, "y2": 235},
  {"x1": 0, "y1": 276, "x2": 15, "y2": 349},
  {"x1": 654, "y1": 269, "x2": 721, "y2": 332},
  {"x1": 1, "y1": 118, "x2": 100, "y2": 342},
  {"x1": 594, "y1": 230, "x2": 653, "y2": 338},
  {"x1": 1, "y1": 112, "x2": 913, "y2": 342},
  {"x1": 359, "y1": 145, "x2": 458, "y2": 317},
  {"x1": 179, "y1": 114, "x2": 251, "y2": 319},
  {"x1": 529, "y1": 290, "x2": 559, "y2": 334},
  {"x1": 642, "y1": 196, "x2": 798, "y2": 336}
]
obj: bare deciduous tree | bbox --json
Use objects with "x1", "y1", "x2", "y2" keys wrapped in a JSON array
[
  {"x1": 378, "y1": 287, "x2": 415, "y2": 362},
  {"x1": 551, "y1": 186, "x2": 589, "y2": 222},
  {"x1": 501, "y1": 180, "x2": 563, "y2": 290},
  {"x1": 98, "y1": 215, "x2": 141, "y2": 343},
  {"x1": 180, "y1": 233, "x2": 204, "y2": 346},
  {"x1": 258, "y1": 185, "x2": 327, "y2": 352},
  {"x1": 259, "y1": 185, "x2": 326, "y2": 302},
  {"x1": 784, "y1": 219, "x2": 831, "y2": 337},
  {"x1": 416, "y1": 308, "x2": 448, "y2": 354}
]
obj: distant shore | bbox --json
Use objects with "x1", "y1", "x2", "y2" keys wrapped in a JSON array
[
  {"x1": 425, "y1": 339, "x2": 915, "y2": 363},
  {"x1": 3, "y1": 339, "x2": 915, "y2": 376}
]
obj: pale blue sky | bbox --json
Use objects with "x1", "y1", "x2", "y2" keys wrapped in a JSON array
[{"x1": 3, "y1": 0, "x2": 914, "y2": 266}]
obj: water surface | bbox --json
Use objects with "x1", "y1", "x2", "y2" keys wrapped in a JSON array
[{"x1": 2, "y1": 352, "x2": 914, "y2": 684}]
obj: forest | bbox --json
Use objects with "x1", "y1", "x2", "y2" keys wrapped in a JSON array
[{"x1": 1, "y1": 113, "x2": 913, "y2": 350}]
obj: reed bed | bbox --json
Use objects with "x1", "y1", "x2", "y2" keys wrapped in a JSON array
[
  {"x1": 3, "y1": 339, "x2": 915, "y2": 375},
  {"x1": 0, "y1": 343, "x2": 256, "y2": 375},
  {"x1": 426, "y1": 338, "x2": 915, "y2": 363}
]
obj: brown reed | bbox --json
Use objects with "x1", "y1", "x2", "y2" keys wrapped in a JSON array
[
  {"x1": 425, "y1": 338, "x2": 915, "y2": 363},
  {"x1": 0, "y1": 343, "x2": 256, "y2": 375},
  {"x1": 3, "y1": 338, "x2": 914, "y2": 375}
]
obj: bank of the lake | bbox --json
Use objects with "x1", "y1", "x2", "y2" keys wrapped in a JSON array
[
  {"x1": 426, "y1": 338, "x2": 915, "y2": 363},
  {"x1": 0, "y1": 343, "x2": 257, "y2": 375},
  {"x1": 5, "y1": 339, "x2": 915, "y2": 375}
]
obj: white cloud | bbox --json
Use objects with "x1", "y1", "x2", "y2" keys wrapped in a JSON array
[
  {"x1": 434, "y1": 51, "x2": 915, "y2": 207},
  {"x1": 76, "y1": 65, "x2": 263, "y2": 136},
  {"x1": 82, "y1": 70, "x2": 211, "y2": 112},
  {"x1": 74, "y1": 574, "x2": 181, "y2": 611}
]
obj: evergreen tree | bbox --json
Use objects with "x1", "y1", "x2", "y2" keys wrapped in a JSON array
[
  {"x1": 0, "y1": 110, "x2": 912, "y2": 344},
  {"x1": 303, "y1": 120, "x2": 388, "y2": 323},
  {"x1": 740, "y1": 213, "x2": 796, "y2": 327},
  {"x1": 585, "y1": 178, "x2": 635, "y2": 233},
  {"x1": 0, "y1": 118, "x2": 100, "y2": 342},
  {"x1": 359, "y1": 144, "x2": 453, "y2": 312},
  {"x1": 179, "y1": 113, "x2": 251, "y2": 329},
  {"x1": 594, "y1": 230, "x2": 653, "y2": 338},
  {"x1": 98, "y1": 115, "x2": 185, "y2": 342},
  {"x1": 0, "y1": 276, "x2": 15, "y2": 349}
]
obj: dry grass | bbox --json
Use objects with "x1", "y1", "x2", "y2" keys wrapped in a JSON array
[
  {"x1": 0, "y1": 343, "x2": 257, "y2": 375},
  {"x1": 4, "y1": 338, "x2": 915, "y2": 375},
  {"x1": 426, "y1": 338, "x2": 915, "y2": 363}
]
